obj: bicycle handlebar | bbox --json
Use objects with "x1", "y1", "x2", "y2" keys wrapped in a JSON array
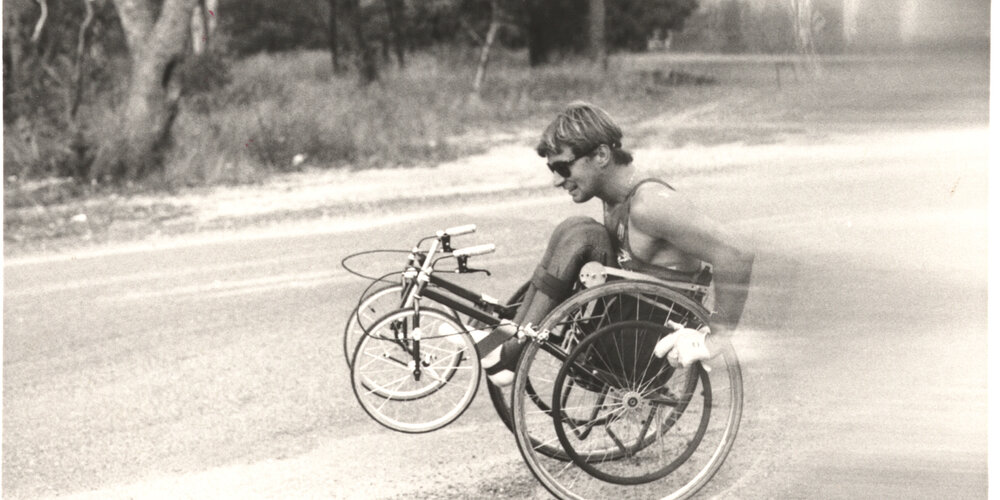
[
  {"x1": 452, "y1": 243, "x2": 496, "y2": 258},
  {"x1": 439, "y1": 224, "x2": 476, "y2": 237}
]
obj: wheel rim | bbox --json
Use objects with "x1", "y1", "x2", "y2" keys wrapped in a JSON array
[
  {"x1": 344, "y1": 283, "x2": 461, "y2": 368},
  {"x1": 512, "y1": 281, "x2": 743, "y2": 499},
  {"x1": 551, "y1": 321, "x2": 711, "y2": 485},
  {"x1": 351, "y1": 308, "x2": 481, "y2": 433},
  {"x1": 344, "y1": 284, "x2": 408, "y2": 368}
]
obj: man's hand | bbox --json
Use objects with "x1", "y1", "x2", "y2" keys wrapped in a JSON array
[{"x1": 653, "y1": 327, "x2": 718, "y2": 368}]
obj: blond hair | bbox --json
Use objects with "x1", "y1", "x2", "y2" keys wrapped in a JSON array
[{"x1": 535, "y1": 101, "x2": 633, "y2": 165}]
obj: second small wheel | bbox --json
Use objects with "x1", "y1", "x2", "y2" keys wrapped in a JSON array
[{"x1": 351, "y1": 308, "x2": 481, "y2": 433}]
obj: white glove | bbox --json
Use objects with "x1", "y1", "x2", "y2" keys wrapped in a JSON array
[{"x1": 653, "y1": 327, "x2": 712, "y2": 369}]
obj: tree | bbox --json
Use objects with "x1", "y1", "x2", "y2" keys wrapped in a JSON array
[
  {"x1": 606, "y1": 0, "x2": 697, "y2": 52},
  {"x1": 525, "y1": 0, "x2": 584, "y2": 66},
  {"x1": 344, "y1": 0, "x2": 378, "y2": 85},
  {"x1": 191, "y1": 0, "x2": 217, "y2": 54},
  {"x1": 88, "y1": 0, "x2": 197, "y2": 182},
  {"x1": 787, "y1": 0, "x2": 823, "y2": 75},
  {"x1": 218, "y1": 0, "x2": 327, "y2": 55},
  {"x1": 327, "y1": 0, "x2": 345, "y2": 73},
  {"x1": 471, "y1": 0, "x2": 501, "y2": 96},
  {"x1": 524, "y1": 0, "x2": 695, "y2": 64},
  {"x1": 587, "y1": 0, "x2": 607, "y2": 69},
  {"x1": 4, "y1": 0, "x2": 129, "y2": 179},
  {"x1": 721, "y1": 0, "x2": 744, "y2": 52},
  {"x1": 383, "y1": 0, "x2": 406, "y2": 68},
  {"x1": 70, "y1": 0, "x2": 96, "y2": 121}
]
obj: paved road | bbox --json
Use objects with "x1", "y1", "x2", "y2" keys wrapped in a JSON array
[{"x1": 4, "y1": 120, "x2": 987, "y2": 499}]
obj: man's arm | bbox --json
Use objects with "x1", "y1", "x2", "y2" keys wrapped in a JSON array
[{"x1": 630, "y1": 185, "x2": 755, "y2": 338}]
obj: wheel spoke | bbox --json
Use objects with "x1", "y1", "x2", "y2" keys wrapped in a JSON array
[
  {"x1": 351, "y1": 309, "x2": 481, "y2": 433},
  {"x1": 511, "y1": 281, "x2": 742, "y2": 498},
  {"x1": 367, "y1": 372, "x2": 412, "y2": 399}
]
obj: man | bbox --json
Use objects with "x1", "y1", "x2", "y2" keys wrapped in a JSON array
[{"x1": 484, "y1": 101, "x2": 755, "y2": 386}]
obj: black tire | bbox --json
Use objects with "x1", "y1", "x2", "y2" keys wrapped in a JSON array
[
  {"x1": 552, "y1": 320, "x2": 709, "y2": 485},
  {"x1": 350, "y1": 307, "x2": 481, "y2": 433},
  {"x1": 512, "y1": 280, "x2": 743, "y2": 500},
  {"x1": 344, "y1": 283, "x2": 407, "y2": 368},
  {"x1": 344, "y1": 283, "x2": 460, "y2": 368}
]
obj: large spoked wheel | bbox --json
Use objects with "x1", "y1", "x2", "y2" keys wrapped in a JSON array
[
  {"x1": 512, "y1": 281, "x2": 743, "y2": 500},
  {"x1": 351, "y1": 308, "x2": 481, "y2": 433},
  {"x1": 552, "y1": 320, "x2": 708, "y2": 485},
  {"x1": 343, "y1": 283, "x2": 459, "y2": 368}
]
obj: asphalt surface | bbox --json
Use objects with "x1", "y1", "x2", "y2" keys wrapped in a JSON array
[
  {"x1": 4, "y1": 51, "x2": 990, "y2": 500},
  {"x1": 4, "y1": 122, "x2": 988, "y2": 499}
]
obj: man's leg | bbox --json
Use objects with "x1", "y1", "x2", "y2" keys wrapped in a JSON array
[
  {"x1": 515, "y1": 216, "x2": 612, "y2": 325},
  {"x1": 488, "y1": 216, "x2": 613, "y2": 385}
]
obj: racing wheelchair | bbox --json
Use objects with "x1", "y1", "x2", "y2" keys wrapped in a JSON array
[{"x1": 343, "y1": 224, "x2": 743, "y2": 500}]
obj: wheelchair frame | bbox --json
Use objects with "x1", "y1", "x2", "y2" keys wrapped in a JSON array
[{"x1": 343, "y1": 224, "x2": 743, "y2": 500}]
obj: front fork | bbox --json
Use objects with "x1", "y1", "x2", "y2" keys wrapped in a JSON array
[
  {"x1": 410, "y1": 300, "x2": 422, "y2": 381},
  {"x1": 405, "y1": 291, "x2": 554, "y2": 383}
]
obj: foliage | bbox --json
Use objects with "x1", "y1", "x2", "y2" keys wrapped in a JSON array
[
  {"x1": 218, "y1": 0, "x2": 696, "y2": 58},
  {"x1": 218, "y1": 0, "x2": 329, "y2": 54},
  {"x1": 178, "y1": 52, "x2": 234, "y2": 107},
  {"x1": 3, "y1": 0, "x2": 128, "y2": 179},
  {"x1": 3, "y1": 0, "x2": 696, "y2": 187},
  {"x1": 741, "y1": 1, "x2": 798, "y2": 53},
  {"x1": 157, "y1": 47, "x2": 725, "y2": 188},
  {"x1": 676, "y1": 0, "x2": 845, "y2": 54},
  {"x1": 606, "y1": 0, "x2": 698, "y2": 52},
  {"x1": 518, "y1": 0, "x2": 698, "y2": 63}
]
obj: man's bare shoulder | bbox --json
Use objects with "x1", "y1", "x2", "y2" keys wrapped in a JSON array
[{"x1": 630, "y1": 181, "x2": 697, "y2": 227}]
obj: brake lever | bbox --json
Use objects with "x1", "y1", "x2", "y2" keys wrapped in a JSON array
[
  {"x1": 465, "y1": 267, "x2": 492, "y2": 277},
  {"x1": 454, "y1": 256, "x2": 491, "y2": 276}
]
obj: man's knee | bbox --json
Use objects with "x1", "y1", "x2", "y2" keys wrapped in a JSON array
[
  {"x1": 532, "y1": 217, "x2": 613, "y2": 300},
  {"x1": 552, "y1": 216, "x2": 606, "y2": 245},
  {"x1": 551, "y1": 217, "x2": 612, "y2": 266}
]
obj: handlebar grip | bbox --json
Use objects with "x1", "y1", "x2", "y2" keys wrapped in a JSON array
[
  {"x1": 443, "y1": 224, "x2": 476, "y2": 236},
  {"x1": 452, "y1": 243, "x2": 496, "y2": 258}
]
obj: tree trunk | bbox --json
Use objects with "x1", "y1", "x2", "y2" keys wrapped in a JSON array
[
  {"x1": 191, "y1": 0, "x2": 216, "y2": 53},
  {"x1": 722, "y1": 0, "x2": 743, "y2": 53},
  {"x1": 472, "y1": 0, "x2": 500, "y2": 96},
  {"x1": 383, "y1": 0, "x2": 405, "y2": 68},
  {"x1": 526, "y1": 0, "x2": 551, "y2": 66},
  {"x1": 206, "y1": 0, "x2": 217, "y2": 44},
  {"x1": 345, "y1": 0, "x2": 378, "y2": 85},
  {"x1": 3, "y1": 4, "x2": 24, "y2": 88},
  {"x1": 841, "y1": 0, "x2": 860, "y2": 48},
  {"x1": 89, "y1": 0, "x2": 195, "y2": 183},
  {"x1": 587, "y1": 0, "x2": 606, "y2": 70},
  {"x1": 70, "y1": 0, "x2": 95, "y2": 121},
  {"x1": 31, "y1": 0, "x2": 48, "y2": 43},
  {"x1": 327, "y1": 0, "x2": 345, "y2": 74},
  {"x1": 789, "y1": 0, "x2": 822, "y2": 76}
]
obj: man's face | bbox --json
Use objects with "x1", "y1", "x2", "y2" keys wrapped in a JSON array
[{"x1": 547, "y1": 146, "x2": 596, "y2": 203}]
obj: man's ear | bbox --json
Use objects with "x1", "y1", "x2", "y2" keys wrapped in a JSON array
[{"x1": 596, "y1": 144, "x2": 612, "y2": 168}]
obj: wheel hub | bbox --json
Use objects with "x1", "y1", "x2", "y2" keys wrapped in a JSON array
[{"x1": 619, "y1": 390, "x2": 646, "y2": 413}]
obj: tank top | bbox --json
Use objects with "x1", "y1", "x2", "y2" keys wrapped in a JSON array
[{"x1": 603, "y1": 178, "x2": 710, "y2": 284}]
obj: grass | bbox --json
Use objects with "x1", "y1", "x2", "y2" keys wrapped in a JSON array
[
  {"x1": 159, "y1": 47, "x2": 742, "y2": 182},
  {"x1": 4, "y1": 45, "x2": 735, "y2": 198},
  {"x1": 3, "y1": 46, "x2": 989, "y2": 253}
]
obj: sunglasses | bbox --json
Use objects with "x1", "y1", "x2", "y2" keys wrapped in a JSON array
[{"x1": 547, "y1": 144, "x2": 600, "y2": 178}]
